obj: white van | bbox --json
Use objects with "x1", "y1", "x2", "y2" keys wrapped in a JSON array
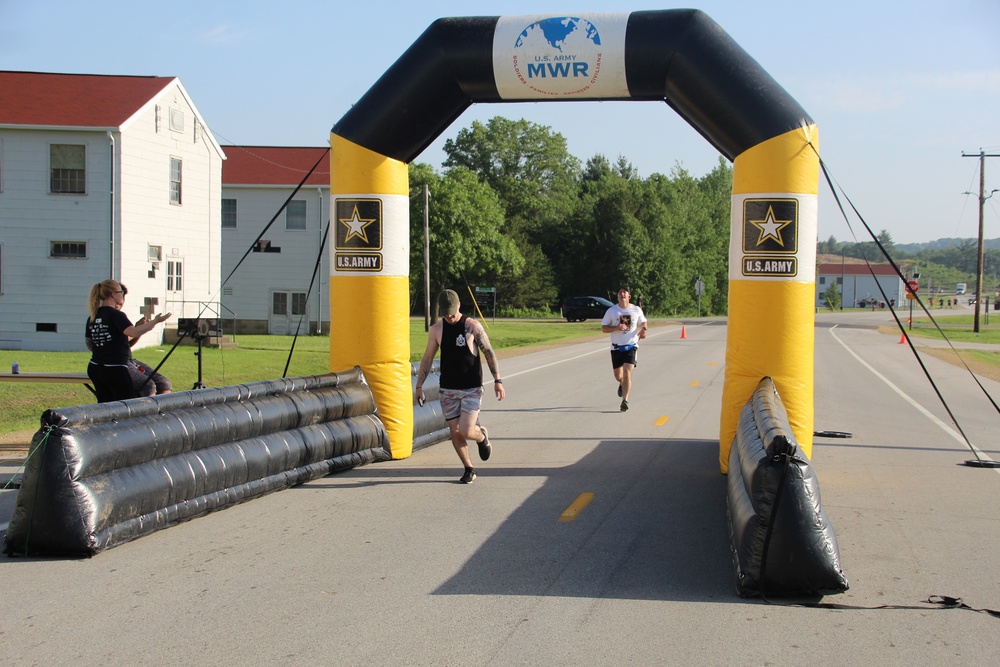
[{"x1": 956, "y1": 283, "x2": 967, "y2": 295}]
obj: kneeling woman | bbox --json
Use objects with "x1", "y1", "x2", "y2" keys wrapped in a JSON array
[{"x1": 85, "y1": 280, "x2": 171, "y2": 402}]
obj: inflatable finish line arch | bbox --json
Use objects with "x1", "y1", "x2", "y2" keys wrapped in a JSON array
[{"x1": 330, "y1": 10, "x2": 818, "y2": 471}]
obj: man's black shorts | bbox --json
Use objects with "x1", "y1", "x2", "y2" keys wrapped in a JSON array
[{"x1": 610, "y1": 346, "x2": 638, "y2": 369}]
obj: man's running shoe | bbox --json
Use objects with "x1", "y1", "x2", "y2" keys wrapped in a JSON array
[
  {"x1": 477, "y1": 426, "x2": 491, "y2": 461},
  {"x1": 620, "y1": 400, "x2": 629, "y2": 412},
  {"x1": 617, "y1": 383, "x2": 623, "y2": 398},
  {"x1": 460, "y1": 467, "x2": 477, "y2": 484}
]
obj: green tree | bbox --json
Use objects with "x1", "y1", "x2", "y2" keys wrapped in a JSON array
[
  {"x1": 408, "y1": 163, "x2": 523, "y2": 315},
  {"x1": 443, "y1": 117, "x2": 580, "y2": 308},
  {"x1": 822, "y1": 281, "x2": 842, "y2": 310}
]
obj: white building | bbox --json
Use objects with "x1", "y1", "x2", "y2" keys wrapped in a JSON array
[
  {"x1": 0, "y1": 71, "x2": 225, "y2": 351},
  {"x1": 220, "y1": 146, "x2": 330, "y2": 335},
  {"x1": 817, "y1": 263, "x2": 904, "y2": 309}
]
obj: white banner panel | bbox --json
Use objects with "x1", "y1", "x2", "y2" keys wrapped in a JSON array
[
  {"x1": 729, "y1": 193, "x2": 818, "y2": 282},
  {"x1": 331, "y1": 194, "x2": 408, "y2": 277},
  {"x1": 493, "y1": 13, "x2": 629, "y2": 100}
]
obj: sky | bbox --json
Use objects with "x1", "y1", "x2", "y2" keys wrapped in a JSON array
[{"x1": 3, "y1": 0, "x2": 999, "y2": 245}]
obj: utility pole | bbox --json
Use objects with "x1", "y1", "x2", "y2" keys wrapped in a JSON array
[{"x1": 961, "y1": 149, "x2": 1000, "y2": 333}]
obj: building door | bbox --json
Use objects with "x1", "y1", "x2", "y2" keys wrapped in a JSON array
[{"x1": 269, "y1": 290, "x2": 307, "y2": 335}]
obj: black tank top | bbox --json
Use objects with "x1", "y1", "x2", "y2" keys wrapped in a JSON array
[{"x1": 440, "y1": 315, "x2": 482, "y2": 389}]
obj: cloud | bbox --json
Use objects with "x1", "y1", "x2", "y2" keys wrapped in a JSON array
[
  {"x1": 198, "y1": 24, "x2": 256, "y2": 46},
  {"x1": 915, "y1": 70, "x2": 1000, "y2": 94},
  {"x1": 807, "y1": 79, "x2": 907, "y2": 113}
]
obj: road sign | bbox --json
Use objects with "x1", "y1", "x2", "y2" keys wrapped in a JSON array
[{"x1": 906, "y1": 280, "x2": 919, "y2": 294}]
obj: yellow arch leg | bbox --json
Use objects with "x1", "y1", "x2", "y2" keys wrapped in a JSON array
[
  {"x1": 720, "y1": 125, "x2": 819, "y2": 473},
  {"x1": 330, "y1": 134, "x2": 413, "y2": 459}
]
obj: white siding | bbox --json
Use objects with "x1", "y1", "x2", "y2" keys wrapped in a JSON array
[
  {"x1": 220, "y1": 184, "x2": 329, "y2": 332},
  {"x1": 118, "y1": 82, "x2": 222, "y2": 348},
  {"x1": 0, "y1": 80, "x2": 224, "y2": 352},
  {"x1": 0, "y1": 128, "x2": 114, "y2": 350}
]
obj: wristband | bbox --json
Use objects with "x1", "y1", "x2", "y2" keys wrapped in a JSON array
[{"x1": 494, "y1": 379, "x2": 502, "y2": 384}]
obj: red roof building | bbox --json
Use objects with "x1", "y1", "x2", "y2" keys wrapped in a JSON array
[
  {"x1": 0, "y1": 71, "x2": 225, "y2": 351},
  {"x1": 220, "y1": 146, "x2": 331, "y2": 334}
]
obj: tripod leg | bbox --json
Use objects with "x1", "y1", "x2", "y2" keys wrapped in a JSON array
[{"x1": 192, "y1": 337, "x2": 207, "y2": 389}]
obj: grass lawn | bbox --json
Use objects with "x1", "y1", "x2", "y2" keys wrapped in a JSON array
[{"x1": 0, "y1": 318, "x2": 612, "y2": 436}]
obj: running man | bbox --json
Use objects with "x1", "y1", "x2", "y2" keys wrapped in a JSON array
[{"x1": 601, "y1": 285, "x2": 648, "y2": 412}]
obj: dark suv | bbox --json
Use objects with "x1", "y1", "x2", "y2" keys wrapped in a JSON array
[{"x1": 561, "y1": 296, "x2": 614, "y2": 322}]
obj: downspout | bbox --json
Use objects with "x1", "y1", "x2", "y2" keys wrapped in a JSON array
[
  {"x1": 107, "y1": 131, "x2": 116, "y2": 278},
  {"x1": 317, "y1": 186, "x2": 324, "y2": 334}
]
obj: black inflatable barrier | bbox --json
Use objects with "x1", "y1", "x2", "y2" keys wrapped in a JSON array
[
  {"x1": 4, "y1": 368, "x2": 390, "y2": 558},
  {"x1": 411, "y1": 361, "x2": 450, "y2": 451},
  {"x1": 726, "y1": 377, "x2": 849, "y2": 597}
]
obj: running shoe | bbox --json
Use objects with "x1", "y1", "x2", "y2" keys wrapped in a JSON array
[
  {"x1": 460, "y1": 467, "x2": 477, "y2": 484},
  {"x1": 617, "y1": 383, "x2": 623, "y2": 398},
  {"x1": 477, "y1": 426, "x2": 491, "y2": 461},
  {"x1": 620, "y1": 400, "x2": 629, "y2": 412}
]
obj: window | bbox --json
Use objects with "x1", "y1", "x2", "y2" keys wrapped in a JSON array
[
  {"x1": 292, "y1": 292, "x2": 307, "y2": 315},
  {"x1": 148, "y1": 245, "x2": 162, "y2": 262},
  {"x1": 167, "y1": 260, "x2": 182, "y2": 291},
  {"x1": 272, "y1": 292, "x2": 287, "y2": 316},
  {"x1": 50, "y1": 241, "x2": 87, "y2": 258},
  {"x1": 285, "y1": 200, "x2": 307, "y2": 231},
  {"x1": 222, "y1": 199, "x2": 237, "y2": 229},
  {"x1": 50, "y1": 144, "x2": 86, "y2": 194},
  {"x1": 170, "y1": 158, "x2": 182, "y2": 204},
  {"x1": 36, "y1": 323, "x2": 57, "y2": 332},
  {"x1": 169, "y1": 108, "x2": 184, "y2": 133}
]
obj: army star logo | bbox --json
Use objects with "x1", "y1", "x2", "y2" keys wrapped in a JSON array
[
  {"x1": 750, "y1": 205, "x2": 791, "y2": 247},
  {"x1": 339, "y1": 205, "x2": 376, "y2": 244},
  {"x1": 334, "y1": 198, "x2": 382, "y2": 251},
  {"x1": 743, "y1": 199, "x2": 798, "y2": 254}
]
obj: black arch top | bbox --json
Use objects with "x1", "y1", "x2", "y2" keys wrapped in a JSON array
[{"x1": 332, "y1": 9, "x2": 812, "y2": 164}]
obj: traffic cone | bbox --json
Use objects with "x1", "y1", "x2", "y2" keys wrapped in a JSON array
[
  {"x1": 899, "y1": 333, "x2": 907, "y2": 344},
  {"x1": 680, "y1": 326, "x2": 687, "y2": 340}
]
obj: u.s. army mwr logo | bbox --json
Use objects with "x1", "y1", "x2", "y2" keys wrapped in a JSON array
[
  {"x1": 335, "y1": 198, "x2": 383, "y2": 272},
  {"x1": 742, "y1": 198, "x2": 798, "y2": 277}
]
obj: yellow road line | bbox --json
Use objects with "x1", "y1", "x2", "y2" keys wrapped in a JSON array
[
  {"x1": 559, "y1": 492, "x2": 594, "y2": 522},
  {"x1": 655, "y1": 416, "x2": 669, "y2": 426},
  {"x1": 690, "y1": 381, "x2": 699, "y2": 387}
]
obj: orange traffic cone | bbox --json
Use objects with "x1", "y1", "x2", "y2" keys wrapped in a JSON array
[
  {"x1": 899, "y1": 333, "x2": 907, "y2": 344},
  {"x1": 680, "y1": 326, "x2": 687, "y2": 339}
]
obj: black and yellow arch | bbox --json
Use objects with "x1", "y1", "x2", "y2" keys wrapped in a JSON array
[{"x1": 331, "y1": 10, "x2": 818, "y2": 471}]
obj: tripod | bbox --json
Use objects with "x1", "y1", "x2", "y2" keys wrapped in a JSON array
[{"x1": 191, "y1": 333, "x2": 208, "y2": 389}]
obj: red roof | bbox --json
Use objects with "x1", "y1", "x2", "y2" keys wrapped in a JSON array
[
  {"x1": 222, "y1": 146, "x2": 330, "y2": 187},
  {"x1": 0, "y1": 71, "x2": 175, "y2": 128},
  {"x1": 818, "y1": 263, "x2": 900, "y2": 276}
]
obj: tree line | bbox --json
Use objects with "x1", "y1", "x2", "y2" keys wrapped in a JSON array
[
  {"x1": 818, "y1": 233, "x2": 998, "y2": 294},
  {"x1": 408, "y1": 116, "x2": 732, "y2": 317}
]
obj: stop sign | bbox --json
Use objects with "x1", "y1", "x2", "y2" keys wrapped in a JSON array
[{"x1": 907, "y1": 280, "x2": 919, "y2": 294}]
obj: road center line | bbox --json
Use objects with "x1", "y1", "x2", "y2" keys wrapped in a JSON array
[{"x1": 558, "y1": 492, "x2": 594, "y2": 522}]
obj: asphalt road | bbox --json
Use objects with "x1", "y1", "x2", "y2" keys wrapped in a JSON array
[{"x1": 2, "y1": 311, "x2": 999, "y2": 666}]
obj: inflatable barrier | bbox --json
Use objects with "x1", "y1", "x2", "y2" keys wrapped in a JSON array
[
  {"x1": 726, "y1": 377, "x2": 848, "y2": 597},
  {"x1": 411, "y1": 360, "x2": 450, "y2": 452},
  {"x1": 4, "y1": 368, "x2": 389, "y2": 558}
]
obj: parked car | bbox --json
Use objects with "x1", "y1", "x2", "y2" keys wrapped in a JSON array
[{"x1": 561, "y1": 296, "x2": 614, "y2": 322}]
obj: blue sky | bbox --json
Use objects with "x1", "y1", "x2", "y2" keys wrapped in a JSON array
[{"x1": 3, "y1": 0, "x2": 998, "y2": 245}]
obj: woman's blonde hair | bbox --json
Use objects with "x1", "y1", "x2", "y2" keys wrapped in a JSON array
[{"x1": 88, "y1": 280, "x2": 120, "y2": 322}]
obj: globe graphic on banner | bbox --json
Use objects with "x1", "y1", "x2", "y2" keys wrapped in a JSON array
[{"x1": 514, "y1": 16, "x2": 601, "y2": 51}]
